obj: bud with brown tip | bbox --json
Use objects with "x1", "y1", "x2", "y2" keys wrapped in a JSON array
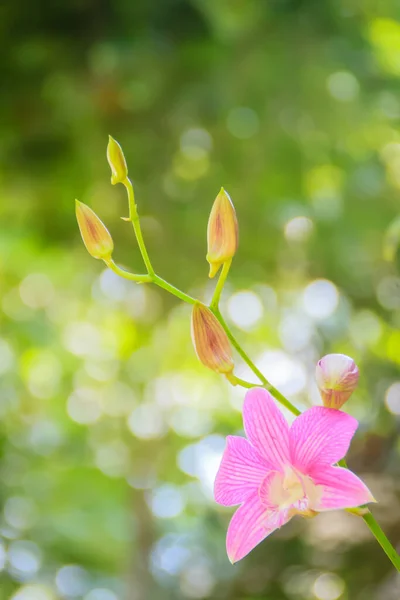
[
  {"x1": 206, "y1": 188, "x2": 238, "y2": 278},
  {"x1": 107, "y1": 136, "x2": 128, "y2": 185},
  {"x1": 191, "y1": 303, "x2": 234, "y2": 374},
  {"x1": 75, "y1": 200, "x2": 114, "y2": 260},
  {"x1": 316, "y1": 353, "x2": 359, "y2": 409}
]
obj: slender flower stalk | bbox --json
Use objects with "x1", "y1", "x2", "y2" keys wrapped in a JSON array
[
  {"x1": 362, "y1": 512, "x2": 400, "y2": 570},
  {"x1": 210, "y1": 259, "x2": 232, "y2": 310},
  {"x1": 122, "y1": 177, "x2": 155, "y2": 275},
  {"x1": 105, "y1": 259, "x2": 151, "y2": 283},
  {"x1": 212, "y1": 306, "x2": 301, "y2": 415}
]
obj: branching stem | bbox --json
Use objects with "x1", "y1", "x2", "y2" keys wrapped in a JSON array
[{"x1": 103, "y1": 177, "x2": 400, "y2": 572}]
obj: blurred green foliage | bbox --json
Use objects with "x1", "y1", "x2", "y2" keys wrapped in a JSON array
[{"x1": 1, "y1": 1, "x2": 400, "y2": 599}]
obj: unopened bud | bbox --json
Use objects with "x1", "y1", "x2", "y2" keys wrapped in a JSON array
[
  {"x1": 206, "y1": 188, "x2": 238, "y2": 278},
  {"x1": 107, "y1": 135, "x2": 128, "y2": 185},
  {"x1": 316, "y1": 353, "x2": 359, "y2": 409},
  {"x1": 191, "y1": 303, "x2": 234, "y2": 374},
  {"x1": 75, "y1": 200, "x2": 114, "y2": 260}
]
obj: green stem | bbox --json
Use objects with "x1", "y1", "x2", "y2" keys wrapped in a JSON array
[
  {"x1": 337, "y1": 461, "x2": 399, "y2": 571},
  {"x1": 105, "y1": 261, "x2": 196, "y2": 304},
  {"x1": 123, "y1": 178, "x2": 155, "y2": 276},
  {"x1": 105, "y1": 259, "x2": 152, "y2": 283},
  {"x1": 362, "y1": 512, "x2": 400, "y2": 571},
  {"x1": 226, "y1": 373, "x2": 260, "y2": 389},
  {"x1": 210, "y1": 259, "x2": 232, "y2": 310},
  {"x1": 152, "y1": 274, "x2": 197, "y2": 305},
  {"x1": 211, "y1": 306, "x2": 301, "y2": 416}
]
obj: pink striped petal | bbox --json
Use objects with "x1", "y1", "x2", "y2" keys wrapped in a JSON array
[
  {"x1": 243, "y1": 388, "x2": 290, "y2": 470},
  {"x1": 214, "y1": 436, "x2": 269, "y2": 506},
  {"x1": 309, "y1": 465, "x2": 376, "y2": 511},
  {"x1": 289, "y1": 406, "x2": 358, "y2": 472},
  {"x1": 226, "y1": 493, "x2": 290, "y2": 563}
]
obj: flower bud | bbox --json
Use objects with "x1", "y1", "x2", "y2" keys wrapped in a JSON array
[
  {"x1": 316, "y1": 353, "x2": 359, "y2": 409},
  {"x1": 206, "y1": 188, "x2": 238, "y2": 278},
  {"x1": 75, "y1": 200, "x2": 114, "y2": 260},
  {"x1": 107, "y1": 135, "x2": 128, "y2": 185},
  {"x1": 191, "y1": 303, "x2": 234, "y2": 374}
]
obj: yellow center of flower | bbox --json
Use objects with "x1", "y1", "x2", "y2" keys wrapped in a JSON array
[{"x1": 263, "y1": 466, "x2": 322, "y2": 514}]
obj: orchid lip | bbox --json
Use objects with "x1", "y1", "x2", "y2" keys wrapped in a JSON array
[{"x1": 259, "y1": 466, "x2": 322, "y2": 514}]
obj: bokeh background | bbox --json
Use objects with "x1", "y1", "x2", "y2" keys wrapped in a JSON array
[{"x1": 1, "y1": 1, "x2": 400, "y2": 599}]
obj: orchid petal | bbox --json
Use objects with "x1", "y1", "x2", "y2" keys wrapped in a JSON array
[
  {"x1": 289, "y1": 407, "x2": 358, "y2": 472},
  {"x1": 214, "y1": 436, "x2": 269, "y2": 506},
  {"x1": 309, "y1": 465, "x2": 376, "y2": 511},
  {"x1": 243, "y1": 388, "x2": 290, "y2": 469},
  {"x1": 226, "y1": 493, "x2": 290, "y2": 563}
]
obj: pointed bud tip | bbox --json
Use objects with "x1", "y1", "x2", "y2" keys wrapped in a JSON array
[{"x1": 316, "y1": 353, "x2": 359, "y2": 409}]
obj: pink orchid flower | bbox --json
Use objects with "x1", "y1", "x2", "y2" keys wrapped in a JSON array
[{"x1": 214, "y1": 388, "x2": 375, "y2": 563}]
